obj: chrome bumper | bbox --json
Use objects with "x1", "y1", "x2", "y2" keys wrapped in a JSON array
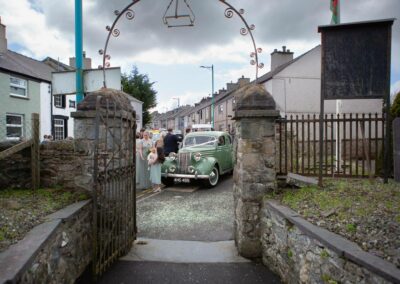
[{"x1": 162, "y1": 173, "x2": 209, "y2": 179}]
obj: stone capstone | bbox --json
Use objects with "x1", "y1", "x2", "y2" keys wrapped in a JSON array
[{"x1": 235, "y1": 84, "x2": 276, "y2": 111}]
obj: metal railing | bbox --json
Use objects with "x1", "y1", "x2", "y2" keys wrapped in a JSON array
[{"x1": 276, "y1": 113, "x2": 385, "y2": 178}]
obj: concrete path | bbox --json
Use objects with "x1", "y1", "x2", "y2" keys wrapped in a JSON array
[
  {"x1": 95, "y1": 261, "x2": 281, "y2": 284},
  {"x1": 121, "y1": 238, "x2": 250, "y2": 263}
]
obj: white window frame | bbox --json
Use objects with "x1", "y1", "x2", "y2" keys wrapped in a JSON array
[
  {"x1": 10, "y1": 76, "x2": 28, "y2": 98},
  {"x1": 6, "y1": 114, "x2": 24, "y2": 140},
  {"x1": 54, "y1": 95, "x2": 63, "y2": 108},
  {"x1": 54, "y1": 118, "x2": 65, "y2": 140}
]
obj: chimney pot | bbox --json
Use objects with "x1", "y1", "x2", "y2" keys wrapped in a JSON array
[
  {"x1": 0, "y1": 17, "x2": 7, "y2": 55},
  {"x1": 282, "y1": 46, "x2": 286, "y2": 52},
  {"x1": 274, "y1": 49, "x2": 278, "y2": 52}
]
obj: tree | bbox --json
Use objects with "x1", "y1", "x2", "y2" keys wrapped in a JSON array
[
  {"x1": 391, "y1": 91, "x2": 400, "y2": 118},
  {"x1": 121, "y1": 66, "x2": 157, "y2": 127}
]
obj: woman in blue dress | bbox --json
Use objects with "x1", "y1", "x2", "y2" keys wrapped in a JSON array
[
  {"x1": 137, "y1": 131, "x2": 153, "y2": 190},
  {"x1": 147, "y1": 147, "x2": 165, "y2": 192}
]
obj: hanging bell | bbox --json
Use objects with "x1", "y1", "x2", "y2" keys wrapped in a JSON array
[{"x1": 163, "y1": 0, "x2": 195, "y2": 28}]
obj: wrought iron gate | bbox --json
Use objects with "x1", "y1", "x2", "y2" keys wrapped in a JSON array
[{"x1": 92, "y1": 96, "x2": 136, "y2": 277}]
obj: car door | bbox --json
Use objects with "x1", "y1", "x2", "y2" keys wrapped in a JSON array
[
  {"x1": 216, "y1": 135, "x2": 231, "y2": 172},
  {"x1": 224, "y1": 134, "x2": 233, "y2": 170}
]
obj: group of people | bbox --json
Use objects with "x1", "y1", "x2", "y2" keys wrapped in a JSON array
[{"x1": 136, "y1": 128, "x2": 181, "y2": 192}]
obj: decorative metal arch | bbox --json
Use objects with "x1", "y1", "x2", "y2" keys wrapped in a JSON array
[{"x1": 99, "y1": 0, "x2": 264, "y2": 87}]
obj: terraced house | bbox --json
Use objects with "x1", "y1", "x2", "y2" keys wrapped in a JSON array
[
  {"x1": 0, "y1": 19, "x2": 80, "y2": 142},
  {"x1": 0, "y1": 18, "x2": 53, "y2": 141}
]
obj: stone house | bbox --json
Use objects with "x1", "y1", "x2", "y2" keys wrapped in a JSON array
[{"x1": 213, "y1": 76, "x2": 250, "y2": 132}]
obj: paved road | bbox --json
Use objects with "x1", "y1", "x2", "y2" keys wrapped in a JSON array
[{"x1": 77, "y1": 176, "x2": 281, "y2": 284}]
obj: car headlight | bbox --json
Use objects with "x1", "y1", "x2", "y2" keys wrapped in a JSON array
[
  {"x1": 169, "y1": 152, "x2": 177, "y2": 161},
  {"x1": 169, "y1": 165, "x2": 176, "y2": 173},
  {"x1": 188, "y1": 166, "x2": 195, "y2": 173},
  {"x1": 194, "y1": 152, "x2": 202, "y2": 162}
]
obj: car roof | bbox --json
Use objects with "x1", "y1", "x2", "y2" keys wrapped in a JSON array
[{"x1": 186, "y1": 131, "x2": 227, "y2": 137}]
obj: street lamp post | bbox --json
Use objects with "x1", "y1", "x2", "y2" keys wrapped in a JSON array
[
  {"x1": 172, "y1": 97, "x2": 180, "y2": 108},
  {"x1": 200, "y1": 65, "x2": 214, "y2": 128}
]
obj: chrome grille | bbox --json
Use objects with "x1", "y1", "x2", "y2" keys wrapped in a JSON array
[{"x1": 178, "y1": 152, "x2": 191, "y2": 174}]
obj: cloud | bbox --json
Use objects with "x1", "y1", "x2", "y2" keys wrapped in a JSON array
[{"x1": 0, "y1": 0, "x2": 73, "y2": 62}]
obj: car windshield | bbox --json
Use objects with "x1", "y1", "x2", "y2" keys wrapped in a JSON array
[
  {"x1": 183, "y1": 135, "x2": 216, "y2": 148},
  {"x1": 152, "y1": 133, "x2": 161, "y2": 142}
]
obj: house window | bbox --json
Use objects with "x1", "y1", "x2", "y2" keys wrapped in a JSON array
[
  {"x1": 54, "y1": 119, "x2": 65, "y2": 140},
  {"x1": 219, "y1": 104, "x2": 224, "y2": 114},
  {"x1": 69, "y1": 100, "x2": 76, "y2": 108},
  {"x1": 6, "y1": 114, "x2": 24, "y2": 139},
  {"x1": 206, "y1": 107, "x2": 209, "y2": 119},
  {"x1": 10, "y1": 77, "x2": 28, "y2": 98},
  {"x1": 54, "y1": 95, "x2": 66, "y2": 108},
  {"x1": 232, "y1": 98, "x2": 236, "y2": 109},
  {"x1": 199, "y1": 110, "x2": 203, "y2": 120}
]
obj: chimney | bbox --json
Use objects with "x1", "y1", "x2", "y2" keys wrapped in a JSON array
[
  {"x1": 226, "y1": 81, "x2": 238, "y2": 92},
  {"x1": 0, "y1": 17, "x2": 7, "y2": 55},
  {"x1": 270, "y1": 46, "x2": 294, "y2": 70},
  {"x1": 69, "y1": 51, "x2": 92, "y2": 69},
  {"x1": 237, "y1": 75, "x2": 250, "y2": 87}
]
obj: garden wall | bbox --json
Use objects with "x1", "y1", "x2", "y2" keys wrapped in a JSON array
[
  {"x1": 0, "y1": 140, "x2": 87, "y2": 190},
  {"x1": 261, "y1": 200, "x2": 400, "y2": 284},
  {"x1": 0, "y1": 142, "x2": 31, "y2": 189},
  {"x1": 0, "y1": 200, "x2": 92, "y2": 284}
]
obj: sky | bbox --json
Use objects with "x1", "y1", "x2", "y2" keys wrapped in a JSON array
[{"x1": 1, "y1": 0, "x2": 399, "y2": 112}]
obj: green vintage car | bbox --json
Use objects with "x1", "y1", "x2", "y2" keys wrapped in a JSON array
[{"x1": 161, "y1": 131, "x2": 233, "y2": 187}]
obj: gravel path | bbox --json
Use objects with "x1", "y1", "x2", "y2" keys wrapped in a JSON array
[{"x1": 137, "y1": 175, "x2": 234, "y2": 241}]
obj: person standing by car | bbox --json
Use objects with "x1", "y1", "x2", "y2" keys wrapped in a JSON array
[
  {"x1": 147, "y1": 146, "x2": 165, "y2": 192},
  {"x1": 163, "y1": 128, "x2": 179, "y2": 156},
  {"x1": 137, "y1": 131, "x2": 153, "y2": 190}
]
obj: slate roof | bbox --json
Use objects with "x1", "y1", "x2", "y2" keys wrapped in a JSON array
[
  {"x1": 0, "y1": 50, "x2": 54, "y2": 82},
  {"x1": 42, "y1": 57, "x2": 74, "y2": 72}
]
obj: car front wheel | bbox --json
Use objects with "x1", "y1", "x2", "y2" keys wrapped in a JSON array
[{"x1": 204, "y1": 166, "x2": 219, "y2": 188}]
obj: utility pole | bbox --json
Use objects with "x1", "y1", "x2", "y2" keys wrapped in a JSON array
[{"x1": 75, "y1": 0, "x2": 84, "y2": 103}]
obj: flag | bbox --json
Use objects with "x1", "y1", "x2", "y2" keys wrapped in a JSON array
[{"x1": 330, "y1": 0, "x2": 340, "y2": 24}]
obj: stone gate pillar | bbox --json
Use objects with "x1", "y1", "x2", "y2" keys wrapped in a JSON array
[
  {"x1": 233, "y1": 84, "x2": 279, "y2": 258},
  {"x1": 71, "y1": 88, "x2": 135, "y2": 191}
]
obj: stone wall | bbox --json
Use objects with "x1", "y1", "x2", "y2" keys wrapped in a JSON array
[
  {"x1": 0, "y1": 141, "x2": 31, "y2": 189},
  {"x1": 0, "y1": 200, "x2": 92, "y2": 284},
  {"x1": 261, "y1": 200, "x2": 400, "y2": 284},
  {"x1": 0, "y1": 140, "x2": 87, "y2": 190},
  {"x1": 40, "y1": 140, "x2": 87, "y2": 189}
]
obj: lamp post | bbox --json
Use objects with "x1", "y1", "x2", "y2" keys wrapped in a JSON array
[
  {"x1": 172, "y1": 97, "x2": 180, "y2": 108},
  {"x1": 200, "y1": 65, "x2": 214, "y2": 128}
]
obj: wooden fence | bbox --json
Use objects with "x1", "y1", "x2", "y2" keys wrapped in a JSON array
[{"x1": 0, "y1": 113, "x2": 40, "y2": 189}]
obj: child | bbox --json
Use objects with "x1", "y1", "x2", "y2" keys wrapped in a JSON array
[{"x1": 147, "y1": 147, "x2": 165, "y2": 192}]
